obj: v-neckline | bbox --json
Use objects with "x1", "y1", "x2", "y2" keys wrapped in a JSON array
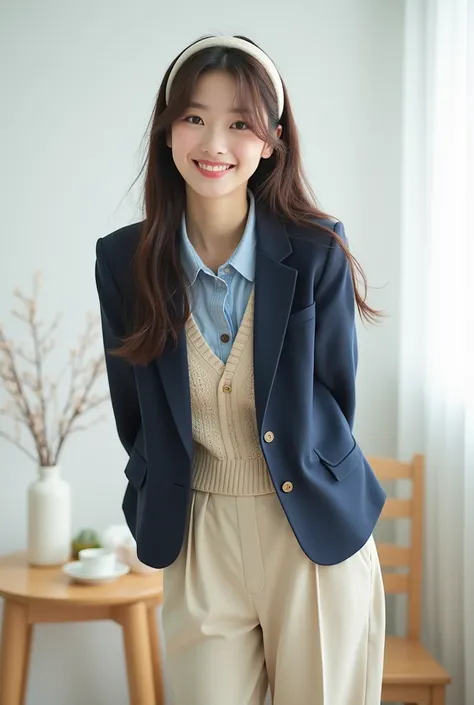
[{"x1": 185, "y1": 286, "x2": 255, "y2": 375}]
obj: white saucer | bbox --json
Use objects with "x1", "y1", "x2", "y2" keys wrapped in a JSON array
[{"x1": 63, "y1": 560, "x2": 130, "y2": 585}]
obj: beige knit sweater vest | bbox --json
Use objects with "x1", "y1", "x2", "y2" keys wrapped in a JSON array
[{"x1": 185, "y1": 287, "x2": 275, "y2": 495}]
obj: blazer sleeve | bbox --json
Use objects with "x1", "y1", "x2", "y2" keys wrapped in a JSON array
[
  {"x1": 95, "y1": 237, "x2": 141, "y2": 456},
  {"x1": 314, "y1": 220, "x2": 358, "y2": 431}
]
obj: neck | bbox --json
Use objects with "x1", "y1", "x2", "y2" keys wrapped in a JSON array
[{"x1": 184, "y1": 186, "x2": 249, "y2": 259}]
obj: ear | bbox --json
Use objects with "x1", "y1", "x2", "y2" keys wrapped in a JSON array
[
  {"x1": 261, "y1": 124, "x2": 283, "y2": 160},
  {"x1": 166, "y1": 130, "x2": 172, "y2": 149}
]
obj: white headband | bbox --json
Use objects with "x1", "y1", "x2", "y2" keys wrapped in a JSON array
[{"x1": 165, "y1": 36, "x2": 284, "y2": 119}]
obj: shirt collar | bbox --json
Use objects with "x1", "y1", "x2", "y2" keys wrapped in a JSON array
[{"x1": 180, "y1": 189, "x2": 256, "y2": 285}]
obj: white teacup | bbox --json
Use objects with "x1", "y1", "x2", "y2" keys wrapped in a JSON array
[{"x1": 78, "y1": 548, "x2": 116, "y2": 577}]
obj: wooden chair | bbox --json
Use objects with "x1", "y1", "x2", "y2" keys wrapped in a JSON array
[{"x1": 368, "y1": 454, "x2": 451, "y2": 705}]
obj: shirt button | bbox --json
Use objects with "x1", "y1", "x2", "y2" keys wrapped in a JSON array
[
  {"x1": 282, "y1": 481, "x2": 293, "y2": 493},
  {"x1": 224, "y1": 266, "x2": 231, "y2": 273},
  {"x1": 223, "y1": 384, "x2": 232, "y2": 393},
  {"x1": 220, "y1": 333, "x2": 230, "y2": 343},
  {"x1": 264, "y1": 431, "x2": 274, "y2": 443}
]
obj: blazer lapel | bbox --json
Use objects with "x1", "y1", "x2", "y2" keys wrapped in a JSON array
[
  {"x1": 155, "y1": 309, "x2": 194, "y2": 461},
  {"x1": 253, "y1": 203, "x2": 297, "y2": 433},
  {"x1": 155, "y1": 201, "x2": 297, "y2": 460}
]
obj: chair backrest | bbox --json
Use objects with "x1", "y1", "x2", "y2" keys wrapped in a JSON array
[{"x1": 367, "y1": 454, "x2": 424, "y2": 641}]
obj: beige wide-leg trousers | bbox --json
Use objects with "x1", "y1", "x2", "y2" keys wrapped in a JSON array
[{"x1": 161, "y1": 490, "x2": 386, "y2": 705}]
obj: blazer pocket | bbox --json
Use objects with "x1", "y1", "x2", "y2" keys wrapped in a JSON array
[
  {"x1": 287, "y1": 302, "x2": 316, "y2": 327},
  {"x1": 313, "y1": 438, "x2": 362, "y2": 482},
  {"x1": 124, "y1": 446, "x2": 148, "y2": 490}
]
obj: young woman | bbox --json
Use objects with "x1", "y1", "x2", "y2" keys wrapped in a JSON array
[{"x1": 95, "y1": 34, "x2": 387, "y2": 705}]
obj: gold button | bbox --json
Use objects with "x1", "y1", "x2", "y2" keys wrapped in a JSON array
[
  {"x1": 282, "y1": 481, "x2": 293, "y2": 493},
  {"x1": 223, "y1": 384, "x2": 232, "y2": 393},
  {"x1": 264, "y1": 431, "x2": 274, "y2": 443}
]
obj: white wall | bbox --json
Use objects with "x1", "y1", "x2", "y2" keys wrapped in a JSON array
[{"x1": 0, "y1": 1, "x2": 403, "y2": 703}]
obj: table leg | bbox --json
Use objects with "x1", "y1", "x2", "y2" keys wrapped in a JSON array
[
  {"x1": 0, "y1": 600, "x2": 31, "y2": 705},
  {"x1": 430, "y1": 686, "x2": 446, "y2": 705},
  {"x1": 147, "y1": 605, "x2": 164, "y2": 705},
  {"x1": 120, "y1": 601, "x2": 155, "y2": 705},
  {"x1": 20, "y1": 623, "x2": 33, "y2": 705}
]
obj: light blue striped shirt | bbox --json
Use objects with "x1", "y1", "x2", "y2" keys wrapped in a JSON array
[{"x1": 180, "y1": 189, "x2": 256, "y2": 363}]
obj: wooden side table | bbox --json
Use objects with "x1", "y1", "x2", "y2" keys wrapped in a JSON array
[{"x1": 0, "y1": 551, "x2": 164, "y2": 705}]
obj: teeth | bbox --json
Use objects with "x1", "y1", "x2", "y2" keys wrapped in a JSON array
[{"x1": 197, "y1": 162, "x2": 232, "y2": 172}]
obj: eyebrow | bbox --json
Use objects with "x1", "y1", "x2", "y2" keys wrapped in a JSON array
[{"x1": 187, "y1": 101, "x2": 248, "y2": 114}]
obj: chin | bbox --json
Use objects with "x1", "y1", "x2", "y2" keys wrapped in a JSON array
[{"x1": 185, "y1": 176, "x2": 244, "y2": 200}]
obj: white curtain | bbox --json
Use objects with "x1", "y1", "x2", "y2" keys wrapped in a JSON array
[{"x1": 398, "y1": 1, "x2": 474, "y2": 704}]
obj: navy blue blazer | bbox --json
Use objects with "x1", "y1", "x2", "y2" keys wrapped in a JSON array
[{"x1": 95, "y1": 203, "x2": 386, "y2": 569}]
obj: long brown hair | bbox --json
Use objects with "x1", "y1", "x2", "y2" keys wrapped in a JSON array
[{"x1": 114, "y1": 35, "x2": 383, "y2": 366}]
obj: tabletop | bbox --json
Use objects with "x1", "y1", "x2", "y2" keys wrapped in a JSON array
[{"x1": 0, "y1": 552, "x2": 163, "y2": 606}]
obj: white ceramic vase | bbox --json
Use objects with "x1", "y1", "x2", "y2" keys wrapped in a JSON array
[{"x1": 27, "y1": 465, "x2": 72, "y2": 566}]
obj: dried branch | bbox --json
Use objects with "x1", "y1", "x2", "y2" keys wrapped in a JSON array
[
  {"x1": 0, "y1": 274, "x2": 109, "y2": 467},
  {"x1": 0, "y1": 327, "x2": 45, "y2": 461},
  {"x1": 67, "y1": 413, "x2": 107, "y2": 435},
  {"x1": 0, "y1": 429, "x2": 39, "y2": 463},
  {"x1": 53, "y1": 356, "x2": 107, "y2": 463}
]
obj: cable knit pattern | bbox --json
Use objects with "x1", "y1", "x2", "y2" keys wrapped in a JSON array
[{"x1": 185, "y1": 287, "x2": 275, "y2": 495}]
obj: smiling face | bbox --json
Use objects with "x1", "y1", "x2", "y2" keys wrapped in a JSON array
[{"x1": 167, "y1": 70, "x2": 281, "y2": 200}]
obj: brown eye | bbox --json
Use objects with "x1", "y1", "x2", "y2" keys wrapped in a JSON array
[
  {"x1": 185, "y1": 116, "x2": 203, "y2": 125},
  {"x1": 232, "y1": 121, "x2": 249, "y2": 130}
]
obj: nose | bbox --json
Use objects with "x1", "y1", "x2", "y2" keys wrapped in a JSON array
[{"x1": 199, "y1": 125, "x2": 229, "y2": 156}]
